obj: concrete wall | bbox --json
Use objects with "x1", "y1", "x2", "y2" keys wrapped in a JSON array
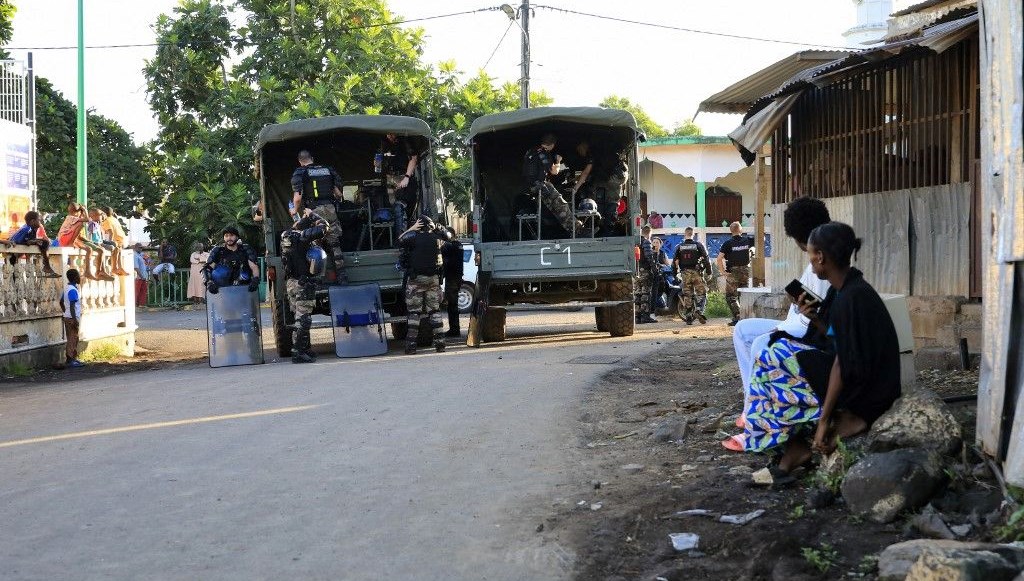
[{"x1": 0, "y1": 245, "x2": 136, "y2": 371}]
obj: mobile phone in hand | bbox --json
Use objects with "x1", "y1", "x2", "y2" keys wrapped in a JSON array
[{"x1": 784, "y1": 279, "x2": 824, "y2": 306}]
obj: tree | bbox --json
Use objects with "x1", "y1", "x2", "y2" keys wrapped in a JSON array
[
  {"x1": 34, "y1": 77, "x2": 160, "y2": 217},
  {"x1": 599, "y1": 95, "x2": 667, "y2": 139},
  {"x1": 143, "y1": 0, "x2": 549, "y2": 243},
  {"x1": 0, "y1": 0, "x2": 14, "y2": 59},
  {"x1": 670, "y1": 119, "x2": 702, "y2": 137}
]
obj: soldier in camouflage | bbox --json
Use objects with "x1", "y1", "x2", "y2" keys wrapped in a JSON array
[
  {"x1": 291, "y1": 150, "x2": 347, "y2": 284},
  {"x1": 522, "y1": 133, "x2": 584, "y2": 237},
  {"x1": 635, "y1": 225, "x2": 658, "y2": 324},
  {"x1": 398, "y1": 215, "x2": 452, "y2": 354},
  {"x1": 673, "y1": 227, "x2": 711, "y2": 325},
  {"x1": 281, "y1": 212, "x2": 328, "y2": 363},
  {"x1": 717, "y1": 222, "x2": 754, "y2": 326}
]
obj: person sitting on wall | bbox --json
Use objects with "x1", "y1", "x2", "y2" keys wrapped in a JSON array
[
  {"x1": 57, "y1": 202, "x2": 113, "y2": 281},
  {"x1": 1, "y1": 210, "x2": 60, "y2": 277}
]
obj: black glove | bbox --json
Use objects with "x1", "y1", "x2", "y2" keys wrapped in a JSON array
[
  {"x1": 247, "y1": 278, "x2": 259, "y2": 292},
  {"x1": 206, "y1": 282, "x2": 219, "y2": 295}
]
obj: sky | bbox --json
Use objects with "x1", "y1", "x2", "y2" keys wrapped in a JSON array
[{"x1": 6, "y1": 1, "x2": 877, "y2": 143}]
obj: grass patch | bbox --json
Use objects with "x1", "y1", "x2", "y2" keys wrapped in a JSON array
[
  {"x1": 80, "y1": 342, "x2": 122, "y2": 363},
  {"x1": 3, "y1": 361, "x2": 33, "y2": 377},
  {"x1": 802, "y1": 543, "x2": 839, "y2": 573},
  {"x1": 705, "y1": 292, "x2": 731, "y2": 318},
  {"x1": 995, "y1": 505, "x2": 1024, "y2": 542}
]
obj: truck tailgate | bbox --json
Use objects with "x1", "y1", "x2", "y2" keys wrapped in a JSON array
[
  {"x1": 342, "y1": 249, "x2": 403, "y2": 290},
  {"x1": 479, "y1": 238, "x2": 637, "y2": 282}
]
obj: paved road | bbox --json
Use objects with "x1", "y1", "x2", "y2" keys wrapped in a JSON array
[{"x1": 0, "y1": 310, "x2": 715, "y2": 580}]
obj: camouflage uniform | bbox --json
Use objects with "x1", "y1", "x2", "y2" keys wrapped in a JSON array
[
  {"x1": 725, "y1": 265, "x2": 751, "y2": 320},
  {"x1": 635, "y1": 272, "x2": 653, "y2": 318},
  {"x1": 680, "y1": 269, "x2": 708, "y2": 321},
  {"x1": 535, "y1": 182, "x2": 583, "y2": 236},
  {"x1": 286, "y1": 278, "x2": 315, "y2": 354},
  {"x1": 405, "y1": 275, "x2": 442, "y2": 346},
  {"x1": 635, "y1": 237, "x2": 658, "y2": 322},
  {"x1": 310, "y1": 203, "x2": 346, "y2": 283}
]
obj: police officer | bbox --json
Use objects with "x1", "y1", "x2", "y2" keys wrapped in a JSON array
[
  {"x1": 379, "y1": 133, "x2": 419, "y2": 237},
  {"x1": 716, "y1": 221, "x2": 755, "y2": 326},
  {"x1": 291, "y1": 150, "x2": 347, "y2": 284},
  {"x1": 281, "y1": 212, "x2": 328, "y2": 364},
  {"x1": 203, "y1": 226, "x2": 260, "y2": 294},
  {"x1": 635, "y1": 225, "x2": 658, "y2": 324},
  {"x1": 397, "y1": 215, "x2": 451, "y2": 354},
  {"x1": 523, "y1": 133, "x2": 584, "y2": 237},
  {"x1": 673, "y1": 226, "x2": 711, "y2": 325},
  {"x1": 440, "y1": 227, "x2": 464, "y2": 338}
]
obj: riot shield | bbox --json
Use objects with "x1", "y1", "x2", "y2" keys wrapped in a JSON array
[
  {"x1": 329, "y1": 283, "x2": 388, "y2": 358},
  {"x1": 206, "y1": 286, "x2": 265, "y2": 368}
]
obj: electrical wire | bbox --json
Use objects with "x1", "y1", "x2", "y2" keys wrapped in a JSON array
[
  {"x1": 481, "y1": 19, "x2": 516, "y2": 71},
  {"x1": 531, "y1": 4, "x2": 855, "y2": 50},
  {"x1": 3, "y1": 7, "x2": 502, "y2": 51}
]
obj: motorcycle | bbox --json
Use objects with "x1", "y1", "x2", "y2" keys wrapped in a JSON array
[{"x1": 654, "y1": 266, "x2": 685, "y2": 319}]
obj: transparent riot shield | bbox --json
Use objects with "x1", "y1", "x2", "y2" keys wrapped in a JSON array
[
  {"x1": 329, "y1": 283, "x2": 388, "y2": 358},
  {"x1": 206, "y1": 285, "x2": 265, "y2": 368}
]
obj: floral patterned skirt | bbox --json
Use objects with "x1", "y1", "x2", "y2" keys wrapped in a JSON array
[{"x1": 743, "y1": 338, "x2": 823, "y2": 452}]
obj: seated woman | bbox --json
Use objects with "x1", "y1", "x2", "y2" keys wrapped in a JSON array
[{"x1": 735, "y1": 222, "x2": 901, "y2": 479}]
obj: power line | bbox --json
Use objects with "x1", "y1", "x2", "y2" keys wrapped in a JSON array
[
  {"x1": 481, "y1": 19, "x2": 516, "y2": 71},
  {"x1": 532, "y1": 5, "x2": 855, "y2": 50},
  {"x1": 4, "y1": 7, "x2": 501, "y2": 51}
]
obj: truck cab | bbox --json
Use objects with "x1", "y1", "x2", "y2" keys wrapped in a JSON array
[
  {"x1": 255, "y1": 115, "x2": 442, "y2": 356},
  {"x1": 469, "y1": 107, "x2": 642, "y2": 341}
]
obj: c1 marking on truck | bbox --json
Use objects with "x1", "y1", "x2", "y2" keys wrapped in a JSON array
[{"x1": 540, "y1": 245, "x2": 571, "y2": 266}]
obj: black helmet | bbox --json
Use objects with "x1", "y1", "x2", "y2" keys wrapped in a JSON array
[{"x1": 223, "y1": 226, "x2": 241, "y2": 237}]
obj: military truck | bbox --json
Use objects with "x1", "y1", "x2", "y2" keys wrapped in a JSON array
[
  {"x1": 467, "y1": 107, "x2": 642, "y2": 343},
  {"x1": 255, "y1": 115, "x2": 444, "y2": 356}
]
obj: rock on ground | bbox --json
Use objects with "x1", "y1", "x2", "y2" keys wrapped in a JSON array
[
  {"x1": 868, "y1": 389, "x2": 963, "y2": 456},
  {"x1": 841, "y1": 448, "x2": 945, "y2": 523},
  {"x1": 905, "y1": 548, "x2": 1020, "y2": 581},
  {"x1": 877, "y1": 540, "x2": 1024, "y2": 581}
]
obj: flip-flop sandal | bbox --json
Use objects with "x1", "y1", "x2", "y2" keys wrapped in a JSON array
[
  {"x1": 721, "y1": 434, "x2": 746, "y2": 452},
  {"x1": 734, "y1": 415, "x2": 746, "y2": 429}
]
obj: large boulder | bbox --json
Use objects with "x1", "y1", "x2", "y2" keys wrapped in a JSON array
[
  {"x1": 877, "y1": 540, "x2": 1024, "y2": 581},
  {"x1": 841, "y1": 448, "x2": 945, "y2": 523},
  {"x1": 906, "y1": 548, "x2": 1021, "y2": 581},
  {"x1": 868, "y1": 390, "x2": 963, "y2": 456}
]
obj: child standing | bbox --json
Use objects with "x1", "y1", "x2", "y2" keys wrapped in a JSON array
[{"x1": 62, "y1": 269, "x2": 85, "y2": 368}]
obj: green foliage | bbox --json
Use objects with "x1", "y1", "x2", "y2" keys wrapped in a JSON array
[
  {"x1": 599, "y1": 95, "x2": 666, "y2": 138},
  {"x1": 787, "y1": 504, "x2": 805, "y2": 521},
  {"x1": 80, "y1": 342, "x2": 122, "y2": 363},
  {"x1": 3, "y1": 361, "x2": 32, "y2": 377},
  {"x1": 801, "y1": 543, "x2": 839, "y2": 573},
  {"x1": 705, "y1": 292, "x2": 731, "y2": 318},
  {"x1": 0, "y1": 0, "x2": 14, "y2": 59},
  {"x1": 670, "y1": 119, "x2": 702, "y2": 137},
  {"x1": 851, "y1": 555, "x2": 878, "y2": 578},
  {"x1": 144, "y1": 0, "x2": 547, "y2": 230},
  {"x1": 811, "y1": 438, "x2": 861, "y2": 494},
  {"x1": 35, "y1": 77, "x2": 160, "y2": 217},
  {"x1": 995, "y1": 505, "x2": 1024, "y2": 542}
]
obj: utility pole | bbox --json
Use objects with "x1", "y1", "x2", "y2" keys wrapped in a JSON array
[
  {"x1": 76, "y1": 0, "x2": 87, "y2": 206},
  {"x1": 519, "y1": 0, "x2": 530, "y2": 109},
  {"x1": 27, "y1": 53, "x2": 37, "y2": 211}
]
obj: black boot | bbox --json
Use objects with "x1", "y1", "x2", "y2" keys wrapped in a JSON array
[
  {"x1": 405, "y1": 342, "x2": 417, "y2": 355},
  {"x1": 434, "y1": 339, "x2": 446, "y2": 353}
]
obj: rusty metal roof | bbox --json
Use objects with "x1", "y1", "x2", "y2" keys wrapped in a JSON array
[
  {"x1": 891, "y1": 0, "x2": 963, "y2": 17},
  {"x1": 697, "y1": 50, "x2": 851, "y2": 115}
]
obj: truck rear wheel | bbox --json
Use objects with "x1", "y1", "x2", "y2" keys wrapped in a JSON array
[
  {"x1": 272, "y1": 297, "x2": 294, "y2": 357},
  {"x1": 606, "y1": 279, "x2": 635, "y2": 337},
  {"x1": 481, "y1": 308, "x2": 507, "y2": 342},
  {"x1": 595, "y1": 307, "x2": 609, "y2": 332}
]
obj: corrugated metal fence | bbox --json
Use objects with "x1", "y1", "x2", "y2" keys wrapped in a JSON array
[{"x1": 771, "y1": 183, "x2": 971, "y2": 296}]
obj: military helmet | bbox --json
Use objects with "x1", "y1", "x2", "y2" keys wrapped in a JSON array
[{"x1": 578, "y1": 198, "x2": 599, "y2": 215}]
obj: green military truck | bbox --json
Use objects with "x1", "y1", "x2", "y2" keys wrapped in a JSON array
[
  {"x1": 255, "y1": 115, "x2": 444, "y2": 356},
  {"x1": 467, "y1": 107, "x2": 642, "y2": 343}
]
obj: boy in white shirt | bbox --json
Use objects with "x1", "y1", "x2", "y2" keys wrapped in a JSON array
[{"x1": 62, "y1": 269, "x2": 85, "y2": 368}]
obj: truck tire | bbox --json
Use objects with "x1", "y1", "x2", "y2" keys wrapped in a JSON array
[
  {"x1": 606, "y1": 279, "x2": 635, "y2": 337},
  {"x1": 481, "y1": 308, "x2": 507, "y2": 342},
  {"x1": 595, "y1": 307, "x2": 609, "y2": 332},
  {"x1": 391, "y1": 322, "x2": 408, "y2": 340},
  {"x1": 272, "y1": 298, "x2": 294, "y2": 357}
]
